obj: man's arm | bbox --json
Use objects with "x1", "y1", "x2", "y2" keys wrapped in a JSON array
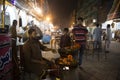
[{"x1": 38, "y1": 41, "x2": 57, "y2": 53}]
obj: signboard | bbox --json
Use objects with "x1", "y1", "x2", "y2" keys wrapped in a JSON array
[
  {"x1": 7, "y1": 0, "x2": 16, "y2": 5},
  {"x1": 0, "y1": 34, "x2": 13, "y2": 80}
]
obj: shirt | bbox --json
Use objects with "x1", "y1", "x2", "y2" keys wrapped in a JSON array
[
  {"x1": 9, "y1": 26, "x2": 17, "y2": 39},
  {"x1": 60, "y1": 34, "x2": 71, "y2": 48},
  {"x1": 72, "y1": 24, "x2": 88, "y2": 45},
  {"x1": 93, "y1": 27, "x2": 102, "y2": 42},
  {"x1": 106, "y1": 28, "x2": 112, "y2": 41}
]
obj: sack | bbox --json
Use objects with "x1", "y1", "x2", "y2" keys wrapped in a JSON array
[{"x1": 42, "y1": 51, "x2": 60, "y2": 61}]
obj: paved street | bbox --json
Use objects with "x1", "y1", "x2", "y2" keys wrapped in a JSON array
[
  {"x1": 61, "y1": 41, "x2": 120, "y2": 80},
  {"x1": 49, "y1": 41, "x2": 120, "y2": 80},
  {"x1": 21, "y1": 41, "x2": 120, "y2": 80}
]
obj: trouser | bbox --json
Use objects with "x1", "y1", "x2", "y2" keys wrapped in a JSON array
[
  {"x1": 12, "y1": 40, "x2": 20, "y2": 80},
  {"x1": 73, "y1": 49, "x2": 79, "y2": 62},
  {"x1": 105, "y1": 40, "x2": 111, "y2": 51},
  {"x1": 94, "y1": 41, "x2": 101, "y2": 49},
  {"x1": 78, "y1": 44, "x2": 85, "y2": 65}
]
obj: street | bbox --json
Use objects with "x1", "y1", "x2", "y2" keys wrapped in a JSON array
[{"x1": 21, "y1": 41, "x2": 120, "y2": 80}]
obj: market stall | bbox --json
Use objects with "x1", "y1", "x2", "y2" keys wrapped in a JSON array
[{"x1": 56, "y1": 43, "x2": 80, "y2": 69}]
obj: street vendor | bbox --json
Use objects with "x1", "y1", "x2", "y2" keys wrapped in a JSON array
[{"x1": 23, "y1": 28, "x2": 57, "y2": 78}]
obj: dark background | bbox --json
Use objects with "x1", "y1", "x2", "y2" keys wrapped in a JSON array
[{"x1": 47, "y1": 0, "x2": 77, "y2": 27}]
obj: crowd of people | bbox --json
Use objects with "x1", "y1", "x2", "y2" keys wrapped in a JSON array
[
  {"x1": 92, "y1": 23, "x2": 112, "y2": 52},
  {"x1": 9, "y1": 17, "x2": 114, "y2": 79}
]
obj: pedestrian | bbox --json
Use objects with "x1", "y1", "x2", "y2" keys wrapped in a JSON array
[
  {"x1": 93, "y1": 23, "x2": 102, "y2": 49},
  {"x1": 9, "y1": 20, "x2": 22, "y2": 80},
  {"x1": 105, "y1": 24, "x2": 112, "y2": 53},
  {"x1": 72, "y1": 17, "x2": 88, "y2": 68},
  {"x1": 60, "y1": 28, "x2": 71, "y2": 48},
  {"x1": 58, "y1": 28, "x2": 72, "y2": 57}
]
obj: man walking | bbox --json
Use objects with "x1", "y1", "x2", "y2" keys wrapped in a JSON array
[
  {"x1": 72, "y1": 17, "x2": 88, "y2": 68},
  {"x1": 105, "y1": 24, "x2": 112, "y2": 53},
  {"x1": 93, "y1": 23, "x2": 102, "y2": 49}
]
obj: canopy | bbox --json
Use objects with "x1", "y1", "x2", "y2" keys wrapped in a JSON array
[{"x1": 107, "y1": 0, "x2": 120, "y2": 20}]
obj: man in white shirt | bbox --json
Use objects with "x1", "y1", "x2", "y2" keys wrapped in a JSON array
[
  {"x1": 105, "y1": 24, "x2": 112, "y2": 53},
  {"x1": 93, "y1": 23, "x2": 102, "y2": 49}
]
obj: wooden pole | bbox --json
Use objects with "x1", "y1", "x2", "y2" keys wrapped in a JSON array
[{"x1": 1, "y1": 0, "x2": 5, "y2": 28}]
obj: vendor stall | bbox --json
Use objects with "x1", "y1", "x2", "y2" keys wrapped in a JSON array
[{"x1": 57, "y1": 43, "x2": 80, "y2": 69}]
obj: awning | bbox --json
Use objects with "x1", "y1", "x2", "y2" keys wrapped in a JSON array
[
  {"x1": 11, "y1": 0, "x2": 49, "y2": 21},
  {"x1": 107, "y1": 0, "x2": 120, "y2": 20},
  {"x1": 107, "y1": 12, "x2": 120, "y2": 20},
  {"x1": 15, "y1": 0, "x2": 43, "y2": 21}
]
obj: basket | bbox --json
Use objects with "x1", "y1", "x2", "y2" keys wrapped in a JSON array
[{"x1": 55, "y1": 56, "x2": 78, "y2": 69}]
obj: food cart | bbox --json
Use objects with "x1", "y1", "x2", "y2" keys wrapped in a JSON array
[{"x1": 56, "y1": 43, "x2": 80, "y2": 69}]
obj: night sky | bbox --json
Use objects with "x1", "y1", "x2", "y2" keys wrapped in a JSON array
[{"x1": 47, "y1": 0, "x2": 77, "y2": 27}]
